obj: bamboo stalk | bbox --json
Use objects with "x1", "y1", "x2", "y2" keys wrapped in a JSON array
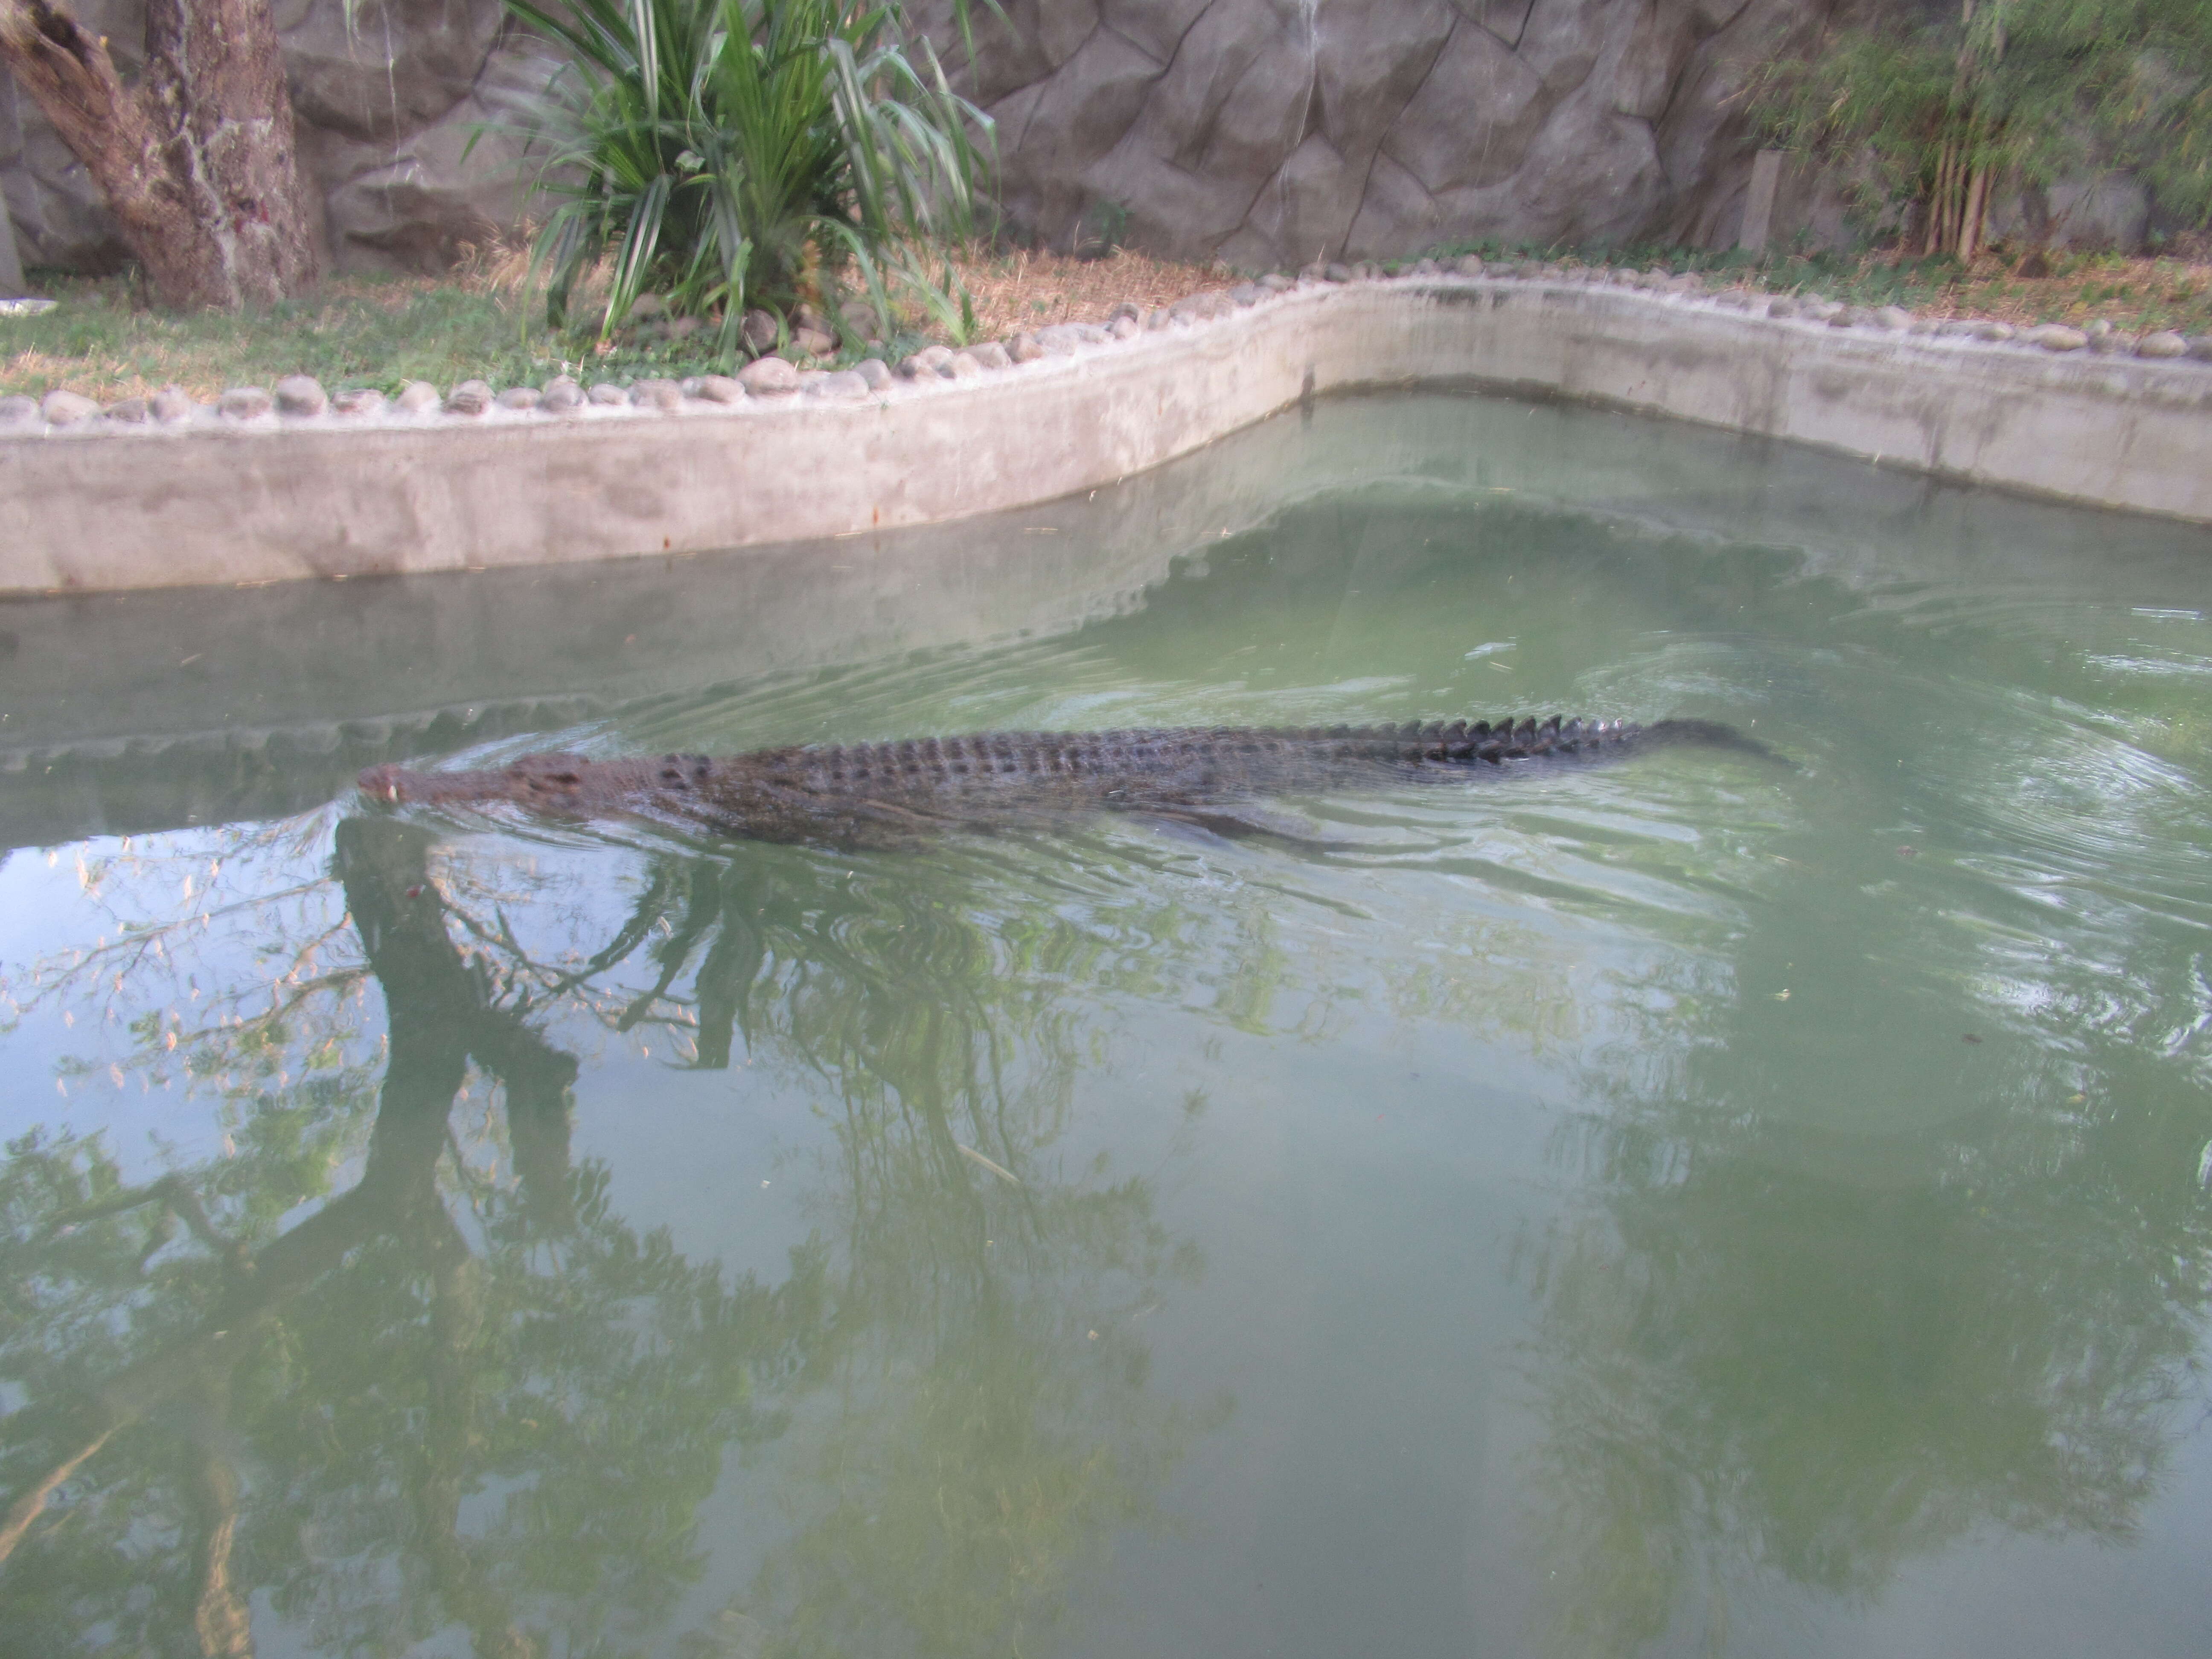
[
  {"x1": 1959, "y1": 163, "x2": 1989, "y2": 263},
  {"x1": 1925, "y1": 142, "x2": 1955, "y2": 256}
]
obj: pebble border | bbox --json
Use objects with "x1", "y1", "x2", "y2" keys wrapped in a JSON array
[{"x1": 9, "y1": 255, "x2": 2209, "y2": 442}]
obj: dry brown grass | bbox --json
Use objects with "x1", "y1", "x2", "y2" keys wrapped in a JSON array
[
  {"x1": 1908, "y1": 252, "x2": 2212, "y2": 332},
  {"x1": 948, "y1": 246, "x2": 1223, "y2": 337},
  {"x1": 1711, "y1": 247, "x2": 2212, "y2": 335}
]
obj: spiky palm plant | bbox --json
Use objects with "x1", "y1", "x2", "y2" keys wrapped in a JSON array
[{"x1": 502, "y1": 0, "x2": 992, "y2": 356}]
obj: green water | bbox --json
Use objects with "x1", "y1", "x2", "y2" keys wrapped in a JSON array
[{"x1": 3, "y1": 395, "x2": 2211, "y2": 1659}]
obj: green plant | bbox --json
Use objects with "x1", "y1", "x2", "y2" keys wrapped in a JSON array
[
  {"x1": 1751, "y1": 0, "x2": 2212, "y2": 260},
  {"x1": 501, "y1": 0, "x2": 995, "y2": 357}
]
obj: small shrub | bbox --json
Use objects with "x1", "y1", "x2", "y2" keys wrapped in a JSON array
[{"x1": 502, "y1": 0, "x2": 995, "y2": 356}]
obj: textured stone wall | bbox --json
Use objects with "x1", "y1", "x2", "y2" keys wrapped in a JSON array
[
  {"x1": 0, "y1": 0, "x2": 2174, "y2": 281},
  {"x1": 923, "y1": 0, "x2": 1832, "y2": 265},
  {"x1": 1, "y1": 0, "x2": 560, "y2": 274}
]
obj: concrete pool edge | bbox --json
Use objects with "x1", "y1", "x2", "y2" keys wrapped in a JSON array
[{"x1": 7, "y1": 273, "x2": 2212, "y2": 596}]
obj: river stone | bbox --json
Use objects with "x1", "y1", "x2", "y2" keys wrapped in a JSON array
[
  {"x1": 587, "y1": 381, "x2": 628, "y2": 406},
  {"x1": 1261, "y1": 271, "x2": 1294, "y2": 291},
  {"x1": 1973, "y1": 320, "x2": 2015, "y2": 341},
  {"x1": 445, "y1": 379, "x2": 495, "y2": 414},
  {"x1": 812, "y1": 370, "x2": 872, "y2": 398},
  {"x1": 1108, "y1": 313, "x2": 1141, "y2": 339},
  {"x1": 0, "y1": 394, "x2": 38, "y2": 426},
  {"x1": 396, "y1": 380, "x2": 442, "y2": 413},
  {"x1": 1146, "y1": 307, "x2": 1172, "y2": 329},
  {"x1": 1829, "y1": 305, "x2": 1871, "y2": 328},
  {"x1": 945, "y1": 350, "x2": 985, "y2": 378},
  {"x1": 1873, "y1": 305, "x2": 1913, "y2": 330},
  {"x1": 694, "y1": 375, "x2": 745, "y2": 404},
  {"x1": 2090, "y1": 329, "x2": 2131, "y2": 354},
  {"x1": 737, "y1": 358, "x2": 801, "y2": 395},
  {"x1": 897, "y1": 343, "x2": 956, "y2": 377},
  {"x1": 1007, "y1": 334, "x2": 1045, "y2": 364},
  {"x1": 218, "y1": 386, "x2": 274, "y2": 420},
  {"x1": 539, "y1": 378, "x2": 585, "y2": 412},
  {"x1": 2188, "y1": 337, "x2": 2212, "y2": 360},
  {"x1": 2136, "y1": 331, "x2": 2188, "y2": 358},
  {"x1": 37, "y1": 389, "x2": 99, "y2": 425},
  {"x1": 496, "y1": 386, "x2": 540, "y2": 410},
  {"x1": 2027, "y1": 324, "x2": 2088, "y2": 351},
  {"x1": 838, "y1": 303, "x2": 884, "y2": 344},
  {"x1": 790, "y1": 325, "x2": 837, "y2": 358},
  {"x1": 969, "y1": 341, "x2": 1013, "y2": 370},
  {"x1": 103, "y1": 396, "x2": 148, "y2": 422},
  {"x1": 1231, "y1": 281, "x2": 1263, "y2": 306},
  {"x1": 332, "y1": 387, "x2": 386, "y2": 416},
  {"x1": 274, "y1": 374, "x2": 329, "y2": 416},
  {"x1": 149, "y1": 386, "x2": 197, "y2": 422},
  {"x1": 854, "y1": 357, "x2": 894, "y2": 388},
  {"x1": 1765, "y1": 296, "x2": 1798, "y2": 318},
  {"x1": 1324, "y1": 262, "x2": 1351, "y2": 282},
  {"x1": 630, "y1": 378, "x2": 684, "y2": 409},
  {"x1": 741, "y1": 309, "x2": 780, "y2": 351}
]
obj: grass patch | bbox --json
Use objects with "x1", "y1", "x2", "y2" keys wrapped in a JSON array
[{"x1": 0, "y1": 246, "x2": 1228, "y2": 401}]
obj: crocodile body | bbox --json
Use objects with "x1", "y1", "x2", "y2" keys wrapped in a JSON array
[{"x1": 358, "y1": 715, "x2": 1775, "y2": 847}]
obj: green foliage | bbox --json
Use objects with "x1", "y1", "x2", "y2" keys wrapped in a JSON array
[
  {"x1": 503, "y1": 0, "x2": 995, "y2": 353},
  {"x1": 1750, "y1": 0, "x2": 2212, "y2": 242}
]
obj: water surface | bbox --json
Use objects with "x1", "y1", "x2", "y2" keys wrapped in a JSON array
[{"x1": 3, "y1": 394, "x2": 2211, "y2": 1659}]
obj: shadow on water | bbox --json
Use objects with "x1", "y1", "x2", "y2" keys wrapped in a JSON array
[{"x1": 0, "y1": 816, "x2": 1222, "y2": 1659}]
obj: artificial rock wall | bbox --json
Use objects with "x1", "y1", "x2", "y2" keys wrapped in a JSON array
[
  {"x1": 1, "y1": 0, "x2": 561, "y2": 274},
  {"x1": 926, "y1": 0, "x2": 1829, "y2": 266},
  {"x1": 3, "y1": 0, "x2": 1830, "y2": 275}
]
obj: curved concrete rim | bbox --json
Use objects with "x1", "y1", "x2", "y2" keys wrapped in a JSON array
[{"x1": 6, "y1": 274, "x2": 2212, "y2": 596}]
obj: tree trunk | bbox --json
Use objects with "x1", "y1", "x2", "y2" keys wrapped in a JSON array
[{"x1": 0, "y1": 0, "x2": 317, "y2": 309}]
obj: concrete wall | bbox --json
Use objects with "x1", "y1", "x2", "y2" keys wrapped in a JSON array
[{"x1": 6, "y1": 272, "x2": 2212, "y2": 600}]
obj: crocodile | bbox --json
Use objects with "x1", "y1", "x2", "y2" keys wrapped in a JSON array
[{"x1": 357, "y1": 715, "x2": 1781, "y2": 849}]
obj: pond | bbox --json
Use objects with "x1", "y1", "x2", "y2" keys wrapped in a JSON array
[{"x1": 3, "y1": 393, "x2": 2211, "y2": 1659}]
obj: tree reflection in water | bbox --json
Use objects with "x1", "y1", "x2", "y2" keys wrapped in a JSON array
[
  {"x1": 0, "y1": 815, "x2": 1213, "y2": 1659},
  {"x1": 1509, "y1": 736, "x2": 2212, "y2": 1657}
]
